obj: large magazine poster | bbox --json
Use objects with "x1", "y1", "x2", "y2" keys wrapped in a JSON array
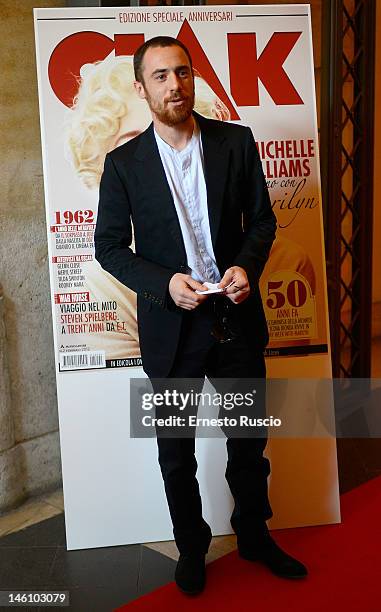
[
  {"x1": 34, "y1": 5, "x2": 339, "y2": 550},
  {"x1": 35, "y1": 3, "x2": 329, "y2": 372}
]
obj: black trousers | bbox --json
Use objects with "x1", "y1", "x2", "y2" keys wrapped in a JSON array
[{"x1": 152, "y1": 298, "x2": 273, "y2": 555}]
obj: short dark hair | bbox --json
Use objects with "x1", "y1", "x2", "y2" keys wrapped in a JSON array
[{"x1": 133, "y1": 36, "x2": 193, "y2": 83}]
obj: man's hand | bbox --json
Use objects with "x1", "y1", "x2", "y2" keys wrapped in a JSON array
[
  {"x1": 218, "y1": 266, "x2": 250, "y2": 304},
  {"x1": 169, "y1": 274, "x2": 209, "y2": 310}
]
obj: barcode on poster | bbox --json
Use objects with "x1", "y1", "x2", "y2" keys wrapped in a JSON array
[{"x1": 59, "y1": 351, "x2": 106, "y2": 371}]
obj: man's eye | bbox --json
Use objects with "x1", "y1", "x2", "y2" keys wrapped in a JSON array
[{"x1": 156, "y1": 74, "x2": 166, "y2": 81}]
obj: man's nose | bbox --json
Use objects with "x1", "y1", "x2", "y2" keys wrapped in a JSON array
[{"x1": 167, "y1": 71, "x2": 181, "y2": 91}]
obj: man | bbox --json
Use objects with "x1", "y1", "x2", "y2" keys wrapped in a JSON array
[{"x1": 94, "y1": 36, "x2": 307, "y2": 595}]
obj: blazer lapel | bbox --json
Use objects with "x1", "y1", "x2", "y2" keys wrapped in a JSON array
[
  {"x1": 134, "y1": 124, "x2": 186, "y2": 259},
  {"x1": 195, "y1": 112, "x2": 229, "y2": 249},
  {"x1": 133, "y1": 113, "x2": 229, "y2": 256}
]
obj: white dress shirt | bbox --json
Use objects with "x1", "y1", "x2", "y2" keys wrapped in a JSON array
[{"x1": 154, "y1": 120, "x2": 221, "y2": 284}]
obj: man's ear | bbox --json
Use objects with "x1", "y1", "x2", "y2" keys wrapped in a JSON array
[{"x1": 134, "y1": 80, "x2": 146, "y2": 100}]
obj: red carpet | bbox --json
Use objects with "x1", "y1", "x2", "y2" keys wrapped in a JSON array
[{"x1": 115, "y1": 476, "x2": 381, "y2": 611}]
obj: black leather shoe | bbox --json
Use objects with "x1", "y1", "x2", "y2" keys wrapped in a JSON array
[
  {"x1": 175, "y1": 553, "x2": 206, "y2": 595},
  {"x1": 238, "y1": 536, "x2": 308, "y2": 579}
]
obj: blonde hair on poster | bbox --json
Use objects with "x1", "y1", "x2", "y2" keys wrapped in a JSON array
[{"x1": 65, "y1": 54, "x2": 230, "y2": 189}]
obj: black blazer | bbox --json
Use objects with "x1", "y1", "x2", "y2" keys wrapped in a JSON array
[{"x1": 94, "y1": 112, "x2": 277, "y2": 377}]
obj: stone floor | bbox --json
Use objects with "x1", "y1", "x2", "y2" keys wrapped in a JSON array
[{"x1": 0, "y1": 514, "x2": 177, "y2": 611}]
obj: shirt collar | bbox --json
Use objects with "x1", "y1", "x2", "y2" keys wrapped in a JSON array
[{"x1": 154, "y1": 117, "x2": 200, "y2": 157}]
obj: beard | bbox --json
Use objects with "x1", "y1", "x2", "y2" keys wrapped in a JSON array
[{"x1": 144, "y1": 87, "x2": 195, "y2": 127}]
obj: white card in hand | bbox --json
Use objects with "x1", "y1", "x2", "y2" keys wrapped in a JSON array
[{"x1": 195, "y1": 282, "x2": 223, "y2": 295}]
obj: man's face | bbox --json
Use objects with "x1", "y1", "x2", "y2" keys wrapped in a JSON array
[{"x1": 134, "y1": 45, "x2": 195, "y2": 127}]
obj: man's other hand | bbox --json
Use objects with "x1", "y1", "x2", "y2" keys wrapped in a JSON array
[
  {"x1": 218, "y1": 267, "x2": 250, "y2": 304},
  {"x1": 169, "y1": 274, "x2": 209, "y2": 310}
]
